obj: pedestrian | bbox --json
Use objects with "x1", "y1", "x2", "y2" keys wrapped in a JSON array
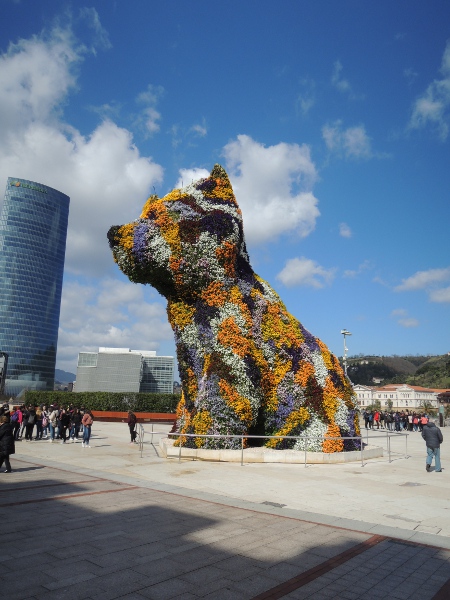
[
  {"x1": 48, "y1": 405, "x2": 59, "y2": 443},
  {"x1": 374, "y1": 410, "x2": 380, "y2": 429},
  {"x1": 10, "y1": 406, "x2": 22, "y2": 440},
  {"x1": 59, "y1": 409, "x2": 71, "y2": 443},
  {"x1": 422, "y1": 419, "x2": 444, "y2": 472},
  {"x1": 41, "y1": 405, "x2": 49, "y2": 439},
  {"x1": 81, "y1": 410, "x2": 94, "y2": 448},
  {"x1": 19, "y1": 405, "x2": 28, "y2": 439},
  {"x1": 35, "y1": 406, "x2": 43, "y2": 440},
  {"x1": 25, "y1": 405, "x2": 36, "y2": 441},
  {"x1": 0, "y1": 415, "x2": 15, "y2": 472},
  {"x1": 127, "y1": 410, "x2": 137, "y2": 444},
  {"x1": 70, "y1": 408, "x2": 82, "y2": 442}
]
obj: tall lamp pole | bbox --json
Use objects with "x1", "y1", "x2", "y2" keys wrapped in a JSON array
[{"x1": 341, "y1": 329, "x2": 352, "y2": 379}]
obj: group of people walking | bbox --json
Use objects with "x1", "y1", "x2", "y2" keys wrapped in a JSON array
[
  {"x1": 363, "y1": 409, "x2": 430, "y2": 432},
  {"x1": 0, "y1": 403, "x2": 95, "y2": 472}
]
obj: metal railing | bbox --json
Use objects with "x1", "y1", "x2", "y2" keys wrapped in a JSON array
[{"x1": 135, "y1": 423, "x2": 410, "y2": 466}]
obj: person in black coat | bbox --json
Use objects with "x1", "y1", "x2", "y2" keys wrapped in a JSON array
[
  {"x1": 422, "y1": 421, "x2": 444, "y2": 472},
  {"x1": 0, "y1": 415, "x2": 15, "y2": 472}
]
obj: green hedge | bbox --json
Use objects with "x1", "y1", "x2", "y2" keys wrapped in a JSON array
[{"x1": 24, "y1": 391, "x2": 180, "y2": 413}]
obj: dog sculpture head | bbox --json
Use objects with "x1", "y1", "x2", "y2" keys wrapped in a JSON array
[{"x1": 108, "y1": 165, "x2": 253, "y2": 299}]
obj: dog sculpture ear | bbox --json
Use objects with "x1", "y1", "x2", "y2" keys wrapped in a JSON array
[{"x1": 210, "y1": 163, "x2": 230, "y2": 182}]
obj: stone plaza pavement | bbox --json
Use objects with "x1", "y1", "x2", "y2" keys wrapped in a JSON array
[{"x1": 1, "y1": 421, "x2": 450, "y2": 599}]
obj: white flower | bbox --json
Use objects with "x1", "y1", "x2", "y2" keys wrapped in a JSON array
[{"x1": 294, "y1": 413, "x2": 327, "y2": 452}]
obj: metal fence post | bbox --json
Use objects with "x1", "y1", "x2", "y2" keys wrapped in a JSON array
[
  {"x1": 405, "y1": 433, "x2": 408, "y2": 459},
  {"x1": 178, "y1": 436, "x2": 182, "y2": 462},
  {"x1": 304, "y1": 435, "x2": 307, "y2": 467},
  {"x1": 360, "y1": 436, "x2": 364, "y2": 467},
  {"x1": 241, "y1": 436, "x2": 244, "y2": 466},
  {"x1": 388, "y1": 434, "x2": 391, "y2": 463}
]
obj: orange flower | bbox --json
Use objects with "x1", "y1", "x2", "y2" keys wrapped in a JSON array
[
  {"x1": 201, "y1": 281, "x2": 228, "y2": 306},
  {"x1": 294, "y1": 361, "x2": 315, "y2": 388},
  {"x1": 216, "y1": 242, "x2": 237, "y2": 278},
  {"x1": 217, "y1": 317, "x2": 251, "y2": 358},
  {"x1": 219, "y1": 379, "x2": 253, "y2": 423},
  {"x1": 322, "y1": 423, "x2": 344, "y2": 453}
]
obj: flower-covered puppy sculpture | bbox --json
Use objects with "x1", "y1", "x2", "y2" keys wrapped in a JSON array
[{"x1": 108, "y1": 165, "x2": 359, "y2": 451}]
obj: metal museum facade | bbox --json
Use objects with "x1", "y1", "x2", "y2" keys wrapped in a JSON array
[{"x1": 0, "y1": 178, "x2": 70, "y2": 395}]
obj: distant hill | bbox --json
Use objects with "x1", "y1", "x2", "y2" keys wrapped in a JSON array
[
  {"x1": 55, "y1": 368, "x2": 76, "y2": 384},
  {"x1": 346, "y1": 354, "x2": 450, "y2": 389}
]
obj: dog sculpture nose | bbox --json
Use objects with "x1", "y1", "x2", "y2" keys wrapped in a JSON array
[{"x1": 107, "y1": 225, "x2": 121, "y2": 249}]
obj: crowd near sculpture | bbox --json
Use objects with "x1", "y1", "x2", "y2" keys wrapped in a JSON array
[{"x1": 108, "y1": 165, "x2": 360, "y2": 452}]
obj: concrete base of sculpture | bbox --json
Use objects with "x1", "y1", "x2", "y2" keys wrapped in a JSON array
[{"x1": 159, "y1": 438, "x2": 383, "y2": 463}]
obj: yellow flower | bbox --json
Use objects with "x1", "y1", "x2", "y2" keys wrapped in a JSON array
[
  {"x1": 266, "y1": 407, "x2": 310, "y2": 448},
  {"x1": 219, "y1": 379, "x2": 253, "y2": 423},
  {"x1": 167, "y1": 300, "x2": 195, "y2": 331}
]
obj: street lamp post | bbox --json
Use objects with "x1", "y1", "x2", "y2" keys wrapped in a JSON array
[{"x1": 340, "y1": 329, "x2": 352, "y2": 379}]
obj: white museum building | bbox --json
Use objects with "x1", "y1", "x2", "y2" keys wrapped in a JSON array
[{"x1": 353, "y1": 383, "x2": 440, "y2": 411}]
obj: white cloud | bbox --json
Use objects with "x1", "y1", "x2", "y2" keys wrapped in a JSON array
[
  {"x1": 398, "y1": 317, "x2": 420, "y2": 328},
  {"x1": 409, "y1": 40, "x2": 450, "y2": 139},
  {"x1": 175, "y1": 168, "x2": 209, "y2": 189},
  {"x1": 339, "y1": 222, "x2": 352, "y2": 238},
  {"x1": 190, "y1": 121, "x2": 208, "y2": 137},
  {"x1": 322, "y1": 120, "x2": 372, "y2": 159},
  {"x1": 391, "y1": 308, "x2": 419, "y2": 328},
  {"x1": 395, "y1": 267, "x2": 450, "y2": 291},
  {"x1": 429, "y1": 286, "x2": 450, "y2": 303},
  {"x1": 276, "y1": 257, "x2": 335, "y2": 289},
  {"x1": 135, "y1": 84, "x2": 164, "y2": 135},
  {"x1": 57, "y1": 279, "x2": 172, "y2": 372},
  {"x1": 343, "y1": 260, "x2": 371, "y2": 279},
  {"x1": 296, "y1": 78, "x2": 315, "y2": 116},
  {"x1": 222, "y1": 135, "x2": 320, "y2": 244},
  {"x1": 331, "y1": 60, "x2": 351, "y2": 94},
  {"x1": 0, "y1": 23, "x2": 164, "y2": 278}
]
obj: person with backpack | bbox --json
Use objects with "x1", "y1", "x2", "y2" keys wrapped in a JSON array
[
  {"x1": 422, "y1": 419, "x2": 444, "y2": 472},
  {"x1": 127, "y1": 411, "x2": 138, "y2": 444},
  {"x1": 48, "y1": 405, "x2": 59, "y2": 443},
  {"x1": 0, "y1": 415, "x2": 15, "y2": 472},
  {"x1": 10, "y1": 407, "x2": 22, "y2": 440},
  {"x1": 41, "y1": 405, "x2": 49, "y2": 439},
  {"x1": 81, "y1": 410, "x2": 94, "y2": 448}
]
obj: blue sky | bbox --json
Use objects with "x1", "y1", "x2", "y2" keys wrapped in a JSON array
[{"x1": 1, "y1": 0, "x2": 449, "y2": 375}]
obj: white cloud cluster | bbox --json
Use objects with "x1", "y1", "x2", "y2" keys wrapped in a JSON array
[
  {"x1": 58, "y1": 279, "x2": 172, "y2": 373},
  {"x1": 175, "y1": 168, "x2": 209, "y2": 189},
  {"x1": 343, "y1": 260, "x2": 371, "y2": 279},
  {"x1": 409, "y1": 40, "x2": 450, "y2": 140},
  {"x1": 322, "y1": 120, "x2": 373, "y2": 159},
  {"x1": 276, "y1": 257, "x2": 335, "y2": 289},
  {"x1": 222, "y1": 135, "x2": 320, "y2": 244},
  {"x1": 390, "y1": 309, "x2": 419, "y2": 328},
  {"x1": 331, "y1": 60, "x2": 351, "y2": 94},
  {"x1": 0, "y1": 20, "x2": 164, "y2": 277},
  {"x1": 339, "y1": 222, "x2": 352, "y2": 238},
  {"x1": 135, "y1": 84, "x2": 164, "y2": 136},
  {"x1": 395, "y1": 267, "x2": 450, "y2": 304}
]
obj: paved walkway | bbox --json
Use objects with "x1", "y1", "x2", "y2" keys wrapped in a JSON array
[{"x1": 1, "y1": 422, "x2": 450, "y2": 599}]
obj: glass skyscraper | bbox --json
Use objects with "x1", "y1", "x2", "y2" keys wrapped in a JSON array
[{"x1": 0, "y1": 178, "x2": 70, "y2": 395}]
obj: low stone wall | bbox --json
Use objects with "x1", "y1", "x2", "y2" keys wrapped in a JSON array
[
  {"x1": 92, "y1": 411, "x2": 176, "y2": 423},
  {"x1": 159, "y1": 437, "x2": 383, "y2": 464}
]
